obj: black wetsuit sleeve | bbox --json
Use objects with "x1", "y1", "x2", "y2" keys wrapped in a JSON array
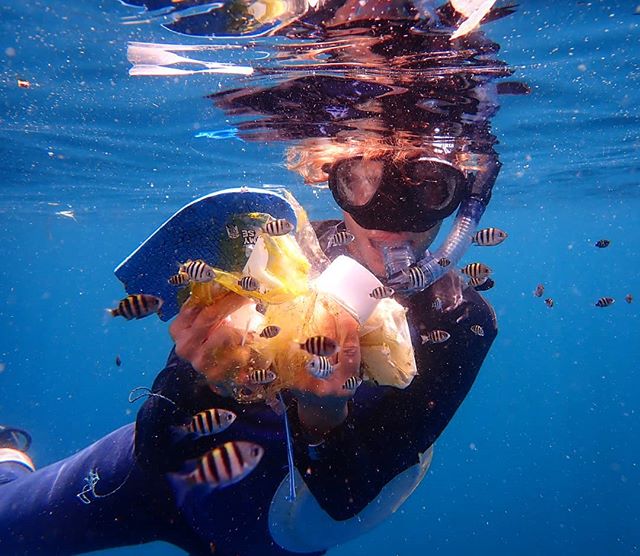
[{"x1": 288, "y1": 272, "x2": 497, "y2": 520}]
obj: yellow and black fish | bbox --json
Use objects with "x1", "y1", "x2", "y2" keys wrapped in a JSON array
[
  {"x1": 248, "y1": 369, "x2": 277, "y2": 385},
  {"x1": 168, "y1": 271, "x2": 190, "y2": 286},
  {"x1": 595, "y1": 239, "x2": 610, "y2": 248},
  {"x1": 474, "y1": 277, "x2": 495, "y2": 292},
  {"x1": 108, "y1": 294, "x2": 163, "y2": 320},
  {"x1": 238, "y1": 275, "x2": 260, "y2": 292},
  {"x1": 299, "y1": 336, "x2": 338, "y2": 357},
  {"x1": 421, "y1": 330, "x2": 450, "y2": 344},
  {"x1": 472, "y1": 228, "x2": 508, "y2": 246},
  {"x1": 188, "y1": 408, "x2": 237, "y2": 436},
  {"x1": 407, "y1": 265, "x2": 427, "y2": 290},
  {"x1": 470, "y1": 325, "x2": 484, "y2": 336},
  {"x1": 263, "y1": 218, "x2": 294, "y2": 237},
  {"x1": 370, "y1": 286, "x2": 395, "y2": 299},
  {"x1": 259, "y1": 325, "x2": 280, "y2": 339},
  {"x1": 306, "y1": 356, "x2": 334, "y2": 379},
  {"x1": 468, "y1": 276, "x2": 488, "y2": 288},
  {"x1": 461, "y1": 262, "x2": 492, "y2": 279},
  {"x1": 437, "y1": 258, "x2": 451, "y2": 267},
  {"x1": 186, "y1": 441, "x2": 264, "y2": 488},
  {"x1": 595, "y1": 297, "x2": 615, "y2": 308},
  {"x1": 181, "y1": 259, "x2": 215, "y2": 283},
  {"x1": 342, "y1": 376, "x2": 363, "y2": 391}
]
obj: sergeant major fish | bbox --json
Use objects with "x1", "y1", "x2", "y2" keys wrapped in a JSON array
[
  {"x1": 181, "y1": 259, "x2": 216, "y2": 283},
  {"x1": 370, "y1": 286, "x2": 395, "y2": 299},
  {"x1": 168, "y1": 271, "x2": 190, "y2": 286},
  {"x1": 184, "y1": 441, "x2": 264, "y2": 488},
  {"x1": 307, "y1": 356, "x2": 334, "y2": 379},
  {"x1": 248, "y1": 369, "x2": 277, "y2": 385},
  {"x1": 328, "y1": 231, "x2": 355, "y2": 248},
  {"x1": 259, "y1": 325, "x2": 280, "y2": 339},
  {"x1": 461, "y1": 263, "x2": 492, "y2": 279},
  {"x1": 238, "y1": 275, "x2": 260, "y2": 292},
  {"x1": 595, "y1": 297, "x2": 614, "y2": 308},
  {"x1": 263, "y1": 218, "x2": 294, "y2": 237},
  {"x1": 188, "y1": 408, "x2": 237, "y2": 436},
  {"x1": 472, "y1": 227, "x2": 508, "y2": 246},
  {"x1": 108, "y1": 294, "x2": 163, "y2": 320},
  {"x1": 421, "y1": 330, "x2": 450, "y2": 344},
  {"x1": 342, "y1": 376, "x2": 363, "y2": 391},
  {"x1": 299, "y1": 336, "x2": 338, "y2": 357}
]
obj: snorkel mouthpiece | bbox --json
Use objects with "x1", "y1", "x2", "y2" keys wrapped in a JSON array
[{"x1": 387, "y1": 197, "x2": 485, "y2": 292}]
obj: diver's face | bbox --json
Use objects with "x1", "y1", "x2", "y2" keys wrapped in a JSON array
[{"x1": 343, "y1": 212, "x2": 441, "y2": 277}]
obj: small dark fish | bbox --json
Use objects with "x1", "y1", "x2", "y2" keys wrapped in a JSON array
[
  {"x1": 299, "y1": 335, "x2": 338, "y2": 357},
  {"x1": 238, "y1": 275, "x2": 260, "y2": 292},
  {"x1": 595, "y1": 297, "x2": 615, "y2": 308},
  {"x1": 328, "y1": 231, "x2": 355, "y2": 247},
  {"x1": 188, "y1": 408, "x2": 237, "y2": 436},
  {"x1": 115, "y1": 355, "x2": 122, "y2": 367},
  {"x1": 248, "y1": 369, "x2": 277, "y2": 385},
  {"x1": 168, "y1": 271, "x2": 190, "y2": 286},
  {"x1": 185, "y1": 441, "x2": 264, "y2": 488},
  {"x1": 370, "y1": 286, "x2": 395, "y2": 299},
  {"x1": 545, "y1": 298, "x2": 554, "y2": 308},
  {"x1": 181, "y1": 259, "x2": 215, "y2": 283},
  {"x1": 474, "y1": 277, "x2": 495, "y2": 292},
  {"x1": 407, "y1": 265, "x2": 427, "y2": 290},
  {"x1": 342, "y1": 376, "x2": 363, "y2": 391},
  {"x1": 437, "y1": 258, "x2": 451, "y2": 267},
  {"x1": 595, "y1": 239, "x2": 610, "y2": 248},
  {"x1": 472, "y1": 228, "x2": 508, "y2": 246},
  {"x1": 306, "y1": 356, "x2": 334, "y2": 379},
  {"x1": 534, "y1": 284, "x2": 545, "y2": 298},
  {"x1": 109, "y1": 294, "x2": 163, "y2": 320},
  {"x1": 461, "y1": 262, "x2": 492, "y2": 279},
  {"x1": 625, "y1": 293, "x2": 633, "y2": 304},
  {"x1": 255, "y1": 301, "x2": 268, "y2": 315},
  {"x1": 259, "y1": 325, "x2": 281, "y2": 339},
  {"x1": 421, "y1": 330, "x2": 450, "y2": 344},
  {"x1": 263, "y1": 218, "x2": 294, "y2": 237},
  {"x1": 470, "y1": 325, "x2": 484, "y2": 336}
]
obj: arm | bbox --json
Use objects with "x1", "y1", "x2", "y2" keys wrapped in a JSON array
[{"x1": 288, "y1": 272, "x2": 496, "y2": 520}]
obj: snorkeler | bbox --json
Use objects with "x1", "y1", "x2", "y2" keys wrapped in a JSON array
[{"x1": 0, "y1": 0, "x2": 517, "y2": 554}]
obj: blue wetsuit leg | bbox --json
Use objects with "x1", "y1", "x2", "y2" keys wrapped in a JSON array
[{"x1": 0, "y1": 424, "x2": 198, "y2": 555}]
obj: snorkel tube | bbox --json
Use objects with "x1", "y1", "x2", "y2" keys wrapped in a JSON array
[{"x1": 387, "y1": 156, "x2": 501, "y2": 293}]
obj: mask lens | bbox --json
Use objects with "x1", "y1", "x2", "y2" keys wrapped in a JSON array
[
  {"x1": 333, "y1": 158, "x2": 385, "y2": 207},
  {"x1": 402, "y1": 160, "x2": 462, "y2": 210}
]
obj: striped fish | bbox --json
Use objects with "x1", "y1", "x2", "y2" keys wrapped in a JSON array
[
  {"x1": 248, "y1": 369, "x2": 277, "y2": 385},
  {"x1": 468, "y1": 276, "x2": 488, "y2": 288},
  {"x1": 299, "y1": 336, "x2": 338, "y2": 357},
  {"x1": 306, "y1": 356, "x2": 334, "y2": 379},
  {"x1": 407, "y1": 265, "x2": 427, "y2": 290},
  {"x1": 168, "y1": 271, "x2": 190, "y2": 286},
  {"x1": 472, "y1": 227, "x2": 508, "y2": 246},
  {"x1": 470, "y1": 325, "x2": 485, "y2": 336},
  {"x1": 188, "y1": 408, "x2": 236, "y2": 436},
  {"x1": 342, "y1": 376, "x2": 362, "y2": 391},
  {"x1": 255, "y1": 301, "x2": 268, "y2": 315},
  {"x1": 437, "y1": 258, "x2": 451, "y2": 267},
  {"x1": 328, "y1": 231, "x2": 355, "y2": 247},
  {"x1": 545, "y1": 298, "x2": 554, "y2": 308},
  {"x1": 474, "y1": 277, "x2": 495, "y2": 292},
  {"x1": 259, "y1": 325, "x2": 280, "y2": 339},
  {"x1": 181, "y1": 259, "x2": 216, "y2": 283},
  {"x1": 432, "y1": 297, "x2": 443, "y2": 311},
  {"x1": 108, "y1": 294, "x2": 163, "y2": 320},
  {"x1": 370, "y1": 286, "x2": 395, "y2": 299},
  {"x1": 595, "y1": 239, "x2": 610, "y2": 248},
  {"x1": 461, "y1": 262, "x2": 492, "y2": 279},
  {"x1": 595, "y1": 297, "x2": 615, "y2": 308},
  {"x1": 238, "y1": 275, "x2": 260, "y2": 292},
  {"x1": 263, "y1": 218, "x2": 294, "y2": 237},
  {"x1": 186, "y1": 441, "x2": 264, "y2": 488},
  {"x1": 420, "y1": 330, "x2": 450, "y2": 345}
]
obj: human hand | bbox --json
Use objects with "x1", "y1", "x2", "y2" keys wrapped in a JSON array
[{"x1": 289, "y1": 300, "x2": 362, "y2": 442}]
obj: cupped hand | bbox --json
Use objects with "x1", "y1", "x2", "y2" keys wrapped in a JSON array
[{"x1": 289, "y1": 301, "x2": 362, "y2": 441}]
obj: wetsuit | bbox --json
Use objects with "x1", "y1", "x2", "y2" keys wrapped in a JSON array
[{"x1": 0, "y1": 220, "x2": 496, "y2": 556}]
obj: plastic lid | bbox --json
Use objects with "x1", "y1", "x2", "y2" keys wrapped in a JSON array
[{"x1": 313, "y1": 255, "x2": 383, "y2": 324}]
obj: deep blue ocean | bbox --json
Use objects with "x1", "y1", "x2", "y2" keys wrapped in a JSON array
[{"x1": 1, "y1": 1, "x2": 639, "y2": 554}]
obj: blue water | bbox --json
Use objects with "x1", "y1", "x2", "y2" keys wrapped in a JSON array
[{"x1": 2, "y1": 1, "x2": 639, "y2": 554}]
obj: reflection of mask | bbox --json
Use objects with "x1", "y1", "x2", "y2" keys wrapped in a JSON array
[{"x1": 328, "y1": 156, "x2": 468, "y2": 232}]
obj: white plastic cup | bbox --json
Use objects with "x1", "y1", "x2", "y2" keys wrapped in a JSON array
[{"x1": 313, "y1": 255, "x2": 383, "y2": 324}]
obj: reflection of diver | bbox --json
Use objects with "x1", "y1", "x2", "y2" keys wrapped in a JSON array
[{"x1": 0, "y1": 1, "x2": 519, "y2": 554}]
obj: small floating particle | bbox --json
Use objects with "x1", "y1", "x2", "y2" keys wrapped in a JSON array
[
  {"x1": 17, "y1": 79, "x2": 31, "y2": 89},
  {"x1": 545, "y1": 298, "x2": 554, "y2": 308},
  {"x1": 534, "y1": 284, "x2": 545, "y2": 298},
  {"x1": 625, "y1": 293, "x2": 633, "y2": 304},
  {"x1": 115, "y1": 355, "x2": 122, "y2": 367}
]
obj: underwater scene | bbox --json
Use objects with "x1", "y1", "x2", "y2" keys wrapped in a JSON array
[{"x1": 1, "y1": 1, "x2": 639, "y2": 555}]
